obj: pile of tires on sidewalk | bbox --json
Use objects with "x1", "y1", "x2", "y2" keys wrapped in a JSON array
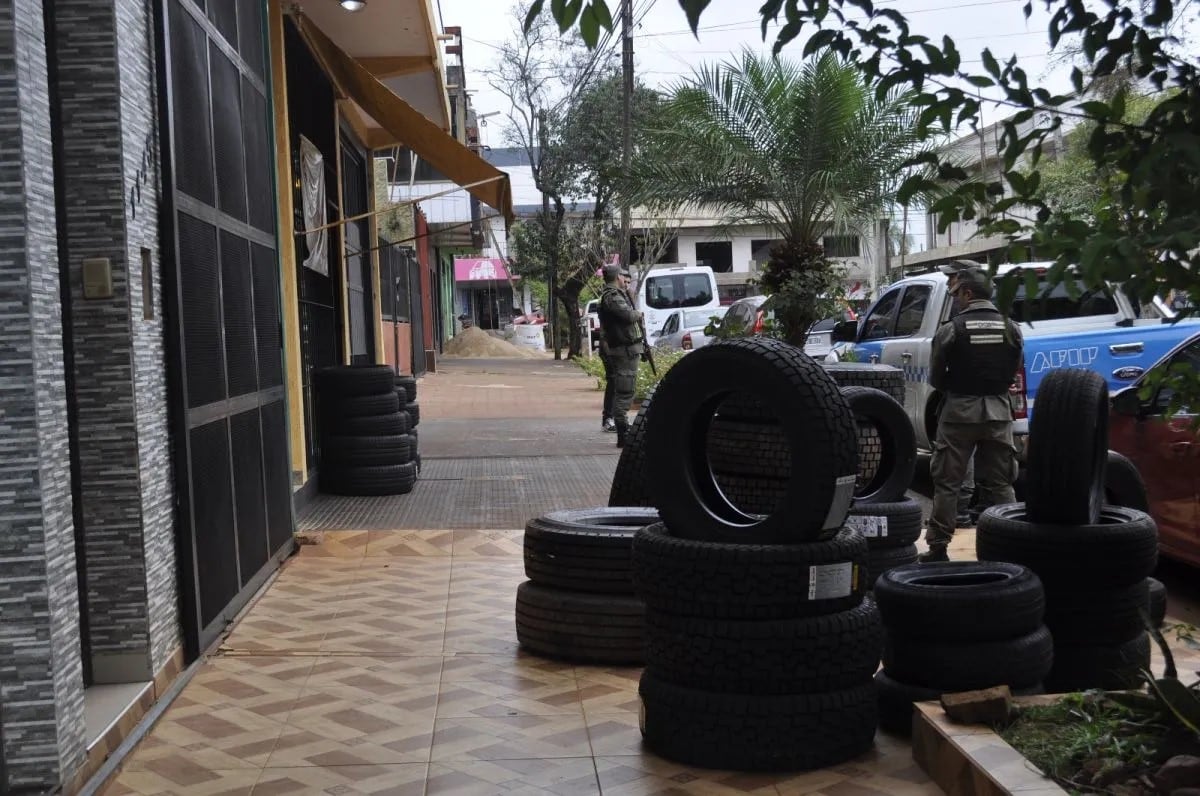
[
  {"x1": 977, "y1": 368, "x2": 1160, "y2": 691},
  {"x1": 316, "y1": 365, "x2": 421, "y2": 496}
]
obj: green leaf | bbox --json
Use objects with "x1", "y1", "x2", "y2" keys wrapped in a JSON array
[
  {"x1": 680, "y1": 0, "x2": 713, "y2": 34},
  {"x1": 593, "y1": 0, "x2": 614, "y2": 30},
  {"x1": 981, "y1": 48, "x2": 1001, "y2": 78},
  {"x1": 551, "y1": 0, "x2": 566, "y2": 25},
  {"x1": 558, "y1": 0, "x2": 585, "y2": 32},
  {"x1": 804, "y1": 29, "x2": 837, "y2": 57},
  {"x1": 524, "y1": 0, "x2": 546, "y2": 32},
  {"x1": 966, "y1": 75, "x2": 994, "y2": 88},
  {"x1": 1148, "y1": 677, "x2": 1200, "y2": 734},
  {"x1": 579, "y1": 5, "x2": 600, "y2": 47}
]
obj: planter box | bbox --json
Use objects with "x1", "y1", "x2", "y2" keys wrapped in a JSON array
[{"x1": 911, "y1": 696, "x2": 1069, "y2": 796}]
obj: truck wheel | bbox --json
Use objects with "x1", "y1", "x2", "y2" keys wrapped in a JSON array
[
  {"x1": 882, "y1": 625, "x2": 1053, "y2": 692},
  {"x1": 319, "y1": 462, "x2": 417, "y2": 496},
  {"x1": 1105, "y1": 450, "x2": 1150, "y2": 512},
  {"x1": 976, "y1": 504, "x2": 1157, "y2": 589},
  {"x1": 522, "y1": 508, "x2": 659, "y2": 594},
  {"x1": 324, "y1": 411, "x2": 410, "y2": 437},
  {"x1": 840, "y1": 387, "x2": 917, "y2": 504},
  {"x1": 515, "y1": 582, "x2": 644, "y2": 665},
  {"x1": 395, "y1": 374, "x2": 418, "y2": 404},
  {"x1": 1025, "y1": 368, "x2": 1108, "y2": 525},
  {"x1": 639, "y1": 672, "x2": 877, "y2": 772},
  {"x1": 643, "y1": 599, "x2": 883, "y2": 694},
  {"x1": 631, "y1": 523, "x2": 868, "y2": 620},
  {"x1": 608, "y1": 390, "x2": 655, "y2": 507},
  {"x1": 822, "y1": 362, "x2": 906, "y2": 405},
  {"x1": 646, "y1": 338, "x2": 858, "y2": 543}
]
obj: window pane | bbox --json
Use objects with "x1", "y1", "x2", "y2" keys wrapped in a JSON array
[
  {"x1": 645, "y1": 274, "x2": 714, "y2": 309},
  {"x1": 894, "y1": 286, "x2": 930, "y2": 337},
  {"x1": 861, "y1": 290, "x2": 901, "y2": 340},
  {"x1": 1010, "y1": 277, "x2": 1118, "y2": 322}
]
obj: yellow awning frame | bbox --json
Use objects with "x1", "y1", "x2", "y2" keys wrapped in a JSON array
[{"x1": 291, "y1": 12, "x2": 514, "y2": 222}]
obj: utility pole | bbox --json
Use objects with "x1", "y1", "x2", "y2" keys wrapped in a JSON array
[
  {"x1": 538, "y1": 108, "x2": 559, "y2": 358},
  {"x1": 620, "y1": 0, "x2": 633, "y2": 269}
]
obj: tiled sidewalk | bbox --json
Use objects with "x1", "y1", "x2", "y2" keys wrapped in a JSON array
[{"x1": 101, "y1": 530, "x2": 939, "y2": 796}]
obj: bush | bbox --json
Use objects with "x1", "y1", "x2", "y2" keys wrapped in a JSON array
[{"x1": 573, "y1": 349, "x2": 687, "y2": 403}]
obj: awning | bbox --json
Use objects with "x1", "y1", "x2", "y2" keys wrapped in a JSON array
[{"x1": 293, "y1": 13, "x2": 513, "y2": 222}]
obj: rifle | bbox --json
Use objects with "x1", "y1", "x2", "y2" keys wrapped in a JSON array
[{"x1": 627, "y1": 286, "x2": 657, "y2": 376}]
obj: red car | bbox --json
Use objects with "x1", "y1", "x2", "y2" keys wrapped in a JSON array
[{"x1": 1110, "y1": 330, "x2": 1200, "y2": 568}]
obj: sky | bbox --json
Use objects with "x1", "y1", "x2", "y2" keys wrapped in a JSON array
[{"x1": 433, "y1": 0, "x2": 1196, "y2": 252}]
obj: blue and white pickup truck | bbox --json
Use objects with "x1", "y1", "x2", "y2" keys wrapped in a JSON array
[{"x1": 828, "y1": 263, "x2": 1200, "y2": 460}]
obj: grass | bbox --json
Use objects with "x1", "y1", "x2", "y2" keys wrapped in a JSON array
[
  {"x1": 1000, "y1": 691, "x2": 1177, "y2": 793},
  {"x1": 573, "y1": 349, "x2": 687, "y2": 403}
]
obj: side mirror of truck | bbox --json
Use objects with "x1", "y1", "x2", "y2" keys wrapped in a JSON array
[
  {"x1": 1111, "y1": 387, "x2": 1144, "y2": 417},
  {"x1": 831, "y1": 320, "x2": 858, "y2": 343}
]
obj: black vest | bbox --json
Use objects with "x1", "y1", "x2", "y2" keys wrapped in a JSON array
[{"x1": 943, "y1": 305, "x2": 1022, "y2": 396}]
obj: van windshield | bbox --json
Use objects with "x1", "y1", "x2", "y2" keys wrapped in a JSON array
[
  {"x1": 645, "y1": 274, "x2": 714, "y2": 310},
  {"x1": 1008, "y1": 276, "x2": 1118, "y2": 323}
]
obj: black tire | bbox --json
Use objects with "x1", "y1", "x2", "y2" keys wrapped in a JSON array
[
  {"x1": 1025, "y1": 368, "x2": 1109, "y2": 525},
  {"x1": 631, "y1": 523, "x2": 868, "y2": 620},
  {"x1": 523, "y1": 508, "x2": 659, "y2": 594},
  {"x1": 847, "y1": 499, "x2": 923, "y2": 549},
  {"x1": 315, "y1": 365, "x2": 396, "y2": 398},
  {"x1": 840, "y1": 386, "x2": 917, "y2": 504},
  {"x1": 706, "y1": 418, "x2": 789, "y2": 479},
  {"x1": 609, "y1": 390, "x2": 654, "y2": 507},
  {"x1": 638, "y1": 671, "x2": 877, "y2": 772},
  {"x1": 320, "y1": 461, "x2": 417, "y2": 496},
  {"x1": 514, "y1": 582, "x2": 644, "y2": 665},
  {"x1": 644, "y1": 599, "x2": 883, "y2": 694},
  {"x1": 405, "y1": 401, "x2": 420, "y2": 426},
  {"x1": 873, "y1": 561, "x2": 1045, "y2": 642},
  {"x1": 975, "y1": 503, "x2": 1158, "y2": 589},
  {"x1": 823, "y1": 362, "x2": 906, "y2": 406},
  {"x1": 325, "y1": 411, "x2": 409, "y2": 437},
  {"x1": 1148, "y1": 577, "x2": 1166, "y2": 627},
  {"x1": 1045, "y1": 634, "x2": 1150, "y2": 692},
  {"x1": 866, "y1": 545, "x2": 919, "y2": 589},
  {"x1": 874, "y1": 671, "x2": 1044, "y2": 736},
  {"x1": 1042, "y1": 579, "x2": 1151, "y2": 644},
  {"x1": 709, "y1": 472, "x2": 787, "y2": 516},
  {"x1": 645, "y1": 338, "x2": 859, "y2": 543},
  {"x1": 1105, "y1": 450, "x2": 1150, "y2": 512},
  {"x1": 395, "y1": 374, "x2": 418, "y2": 404},
  {"x1": 333, "y1": 392, "x2": 401, "y2": 418},
  {"x1": 322, "y1": 434, "x2": 414, "y2": 467},
  {"x1": 882, "y1": 625, "x2": 1053, "y2": 692}
]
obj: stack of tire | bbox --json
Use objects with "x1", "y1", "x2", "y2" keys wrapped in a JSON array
[
  {"x1": 633, "y1": 338, "x2": 882, "y2": 772},
  {"x1": 515, "y1": 507, "x2": 658, "y2": 664},
  {"x1": 317, "y1": 365, "x2": 418, "y2": 496},
  {"x1": 394, "y1": 374, "x2": 421, "y2": 472},
  {"x1": 872, "y1": 561, "x2": 1052, "y2": 733},
  {"x1": 977, "y1": 368, "x2": 1159, "y2": 691}
]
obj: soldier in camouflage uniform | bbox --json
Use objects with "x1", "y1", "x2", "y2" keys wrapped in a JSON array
[
  {"x1": 920, "y1": 264, "x2": 1024, "y2": 562},
  {"x1": 597, "y1": 264, "x2": 644, "y2": 448}
]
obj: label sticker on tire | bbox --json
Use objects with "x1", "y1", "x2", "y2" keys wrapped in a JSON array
[
  {"x1": 807, "y1": 561, "x2": 854, "y2": 600},
  {"x1": 821, "y1": 475, "x2": 858, "y2": 531},
  {"x1": 845, "y1": 514, "x2": 889, "y2": 538}
]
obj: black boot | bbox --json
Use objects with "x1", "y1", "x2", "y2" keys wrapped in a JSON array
[{"x1": 615, "y1": 421, "x2": 628, "y2": 448}]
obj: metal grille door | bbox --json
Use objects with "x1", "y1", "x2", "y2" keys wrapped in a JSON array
[
  {"x1": 158, "y1": 0, "x2": 294, "y2": 656},
  {"x1": 341, "y1": 137, "x2": 375, "y2": 364}
]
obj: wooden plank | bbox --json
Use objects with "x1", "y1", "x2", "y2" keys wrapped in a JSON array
[{"x1": 356, "y1": 55, "x2": 433, "y2": 78}]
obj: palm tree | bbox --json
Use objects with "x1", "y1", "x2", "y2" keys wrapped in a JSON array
[{"x1": 627, "y1": 49, "x2": 924, "y2": 344}]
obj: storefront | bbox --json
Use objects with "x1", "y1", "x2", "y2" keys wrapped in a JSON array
[{"x1": 454, "y1": 257, "x2": 523, "y2": 330}]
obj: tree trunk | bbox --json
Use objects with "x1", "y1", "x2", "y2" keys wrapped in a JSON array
[
  {"x1": 559, "y1": 281, "x2": 584, "y2": 359},
  {"x1": 548, "y1": 200, "x2": 568, "y2": 360}
]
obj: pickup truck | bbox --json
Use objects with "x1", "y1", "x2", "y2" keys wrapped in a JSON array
[{"x1": 828, "y1": 262, "x2": 1200, "y2": 460}]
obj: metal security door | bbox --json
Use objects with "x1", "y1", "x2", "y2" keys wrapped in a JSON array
[
  {"x1": 157, "y1": 0, "x2": 295, "y2": 657},
  {"x1": 341, "y1": 136, "x2": 375, "y2": 364},
  {"x1": 408, "y1": 255, "x2": 426, "y2": 376}
]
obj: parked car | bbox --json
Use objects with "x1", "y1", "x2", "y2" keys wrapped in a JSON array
[
  {"x1": 716, "y1": 294, "x2": 857, "y2": 358},
  {"x1": 829, "y1": 262, "x2": 1200, "y2": 461},
  {"x1": 637, "y1": 264, "x2": 722, "y2": 339},
  {"x1": 654, "y1": 307, "x2": 729, "y2": 351},
  {"x1": 1110, "y1": 330, "x2": 1200, "y2": 568},
  {"x1": 805, "y1": 309, "x2": 859, "y2": 358},
  {"x1": 584, "y1": 299, "x2": 602, "y2": 350},
  {"x1": 720, "y1": 294, "x2": 771, "y2": 337}
]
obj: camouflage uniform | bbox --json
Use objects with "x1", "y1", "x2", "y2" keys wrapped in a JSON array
[{"x1": 598, "y1": 285, "x2": 644, "y2": 445}]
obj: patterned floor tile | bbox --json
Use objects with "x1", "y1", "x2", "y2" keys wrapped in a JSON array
[
  {"x1": 253, "y1": 764, "x2": 427, "y2": 795},
  {"x1": 442, "y1": 617, "x2": 520, "y2": 654},
  {"x1": 430, "y1": 715, "x2": 592, "y2": 761},
  {"x1": 451, "y1": 529, "x2": 525, "y2": 557},
  {"x1": 304, "y1": 655, "x2": 444, "y2": 693},
  {"x1": 176, "y1": 659, "x2": 309, "y2": 721},
  {"x1": 122, "y1": 702, "x2": 287, "y2": 771},
  {"x1": 264, "y1": 686, "x2": 438, "y2": 767},
  {"x1": 102, "y1": 766, "x2": 260, "y2": 795},
  {"x1": 220, "y1": 614, "x2": 336, "y2": 655},
  {"x1": 439, "y1": 652, "x2": 575, "y2": 683},
  {"x1": 594, "y1": 755, "x2": 811, "y2": 795},
  {"x1": 426, "y1": 758, "x2": 600, "y2": 795},
  {"x1": 435, "y1": 677, "x2": 584, "y2": 718},
  {"x1": 582, "y1": 712, "x2": 642, "y2": 757},
  {"x1": 366, "y1": 529, "x2": 456, "y2": 556},
  {"x1": 576, "y1": 668, "x2": 642, "y2": 716},
  {"x1": 296, "y1": 530, "x2": 371, "y2": 557}
]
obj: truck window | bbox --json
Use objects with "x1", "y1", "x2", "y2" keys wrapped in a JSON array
[
  {"x1": 861, "y1": 289, "x2": 901, "y2": 340},
  {"x1": 894, "y1": 285, "x2": 931, "y2": 337},
  {"x1": 1010, "y1": 278, "x2": 1118, "y2": 322},
  {"x1": 645, "y1": 274, "x2": 714, "y2": 309}
]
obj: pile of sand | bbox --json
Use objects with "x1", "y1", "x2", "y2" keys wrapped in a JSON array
[{"x1": 444, "y1": 326, "x2": 546, "y2": 359}]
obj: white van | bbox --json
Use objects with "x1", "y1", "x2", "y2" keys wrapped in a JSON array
[{"x1": 637, "y1": 264, "x2": 721, "y2": 344}]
